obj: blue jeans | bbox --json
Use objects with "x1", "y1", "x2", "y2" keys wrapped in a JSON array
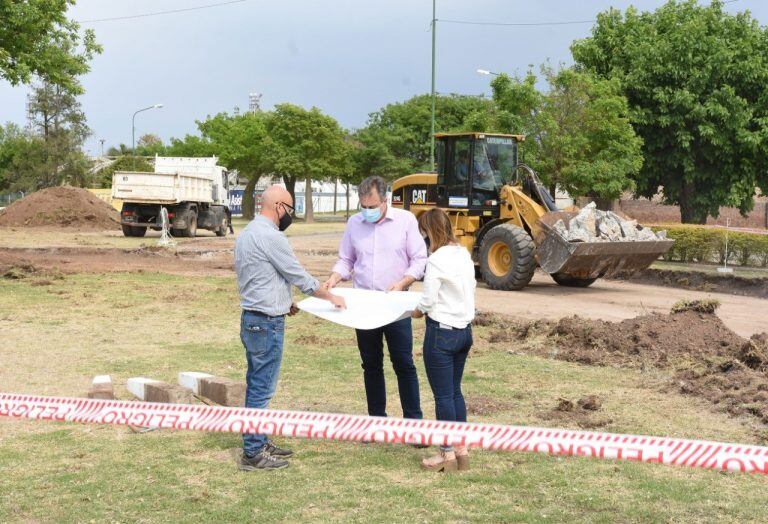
[
  {"x1": 355, "y1": 317, "x2": 423, "y2": 419},
  {"x1": 422, "y1": 317, "x2": 472, "y2": 429},
  {"x1": 241, "y1": 310, "x2": 285, "y2": 456}
]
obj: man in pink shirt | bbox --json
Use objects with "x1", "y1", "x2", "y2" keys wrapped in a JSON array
[{"x1": 324, "y1": 176, "x2": 428, "y2": 420}]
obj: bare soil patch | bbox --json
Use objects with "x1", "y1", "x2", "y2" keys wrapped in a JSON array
[
  {"x1": 541, "y1": 395, "x2": 613, "y2": 429},
  {"x1": 479, "y1": 303, "x2": 768, "y2": 425},
  {"x1": 610, "y1": 267, "x2": 768, "y2": 299},
  {"x1": 465, "y1": 394, "x2": 517, "y2": 416},
  {"x1": 0, "y1": 186, "x2": 120, "y2": 230}
]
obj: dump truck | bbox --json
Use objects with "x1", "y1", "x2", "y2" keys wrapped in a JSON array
[
  {"x1": 112, "y1": 156, "x2": 231, "y2": 238},
  {"x1": 391, "y1": 132, "x2": 673, "y2": 290}
]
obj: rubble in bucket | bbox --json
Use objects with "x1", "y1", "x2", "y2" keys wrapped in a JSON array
[{"x1": 551, "y1": 202, "x2": 667, "y2": 243}]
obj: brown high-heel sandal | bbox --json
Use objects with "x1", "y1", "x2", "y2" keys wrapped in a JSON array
[
  {"x1": 421, "y1": 450, "x2": 458, "y2": 472},
  {"x1": 455, "y1": 446, "x2": 470, "y2": 471}
]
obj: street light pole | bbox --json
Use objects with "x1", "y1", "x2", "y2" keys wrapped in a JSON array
[
  {"x1": 430, "y1": 0, "x2": 437, "y2": 171},
  {"x1": 132, "y1": 104, "x2": 163, "y2": 170}
]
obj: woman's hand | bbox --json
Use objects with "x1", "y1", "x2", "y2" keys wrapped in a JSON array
[{"x1": 411, "y1": 309, "x2": 424, "y2": 319}]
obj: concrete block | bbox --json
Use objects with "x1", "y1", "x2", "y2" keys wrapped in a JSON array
[
  {"x1": 144, "y1": 382, "x2": 193, "y2": 404},
  {"x1": 178, "y1": 371, "x2": 214, "y2": 394},
  {"x1": 87, "y1": 375, "x2": 114, "y2": 400},
  {"x1": 126, "y1": 377, "x2": 161, "y2": 400},
  {"x1": 199, "y1": 376, "x2": 246, "y2": 407}
]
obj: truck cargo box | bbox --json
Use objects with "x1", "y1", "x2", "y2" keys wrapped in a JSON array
[{"x1": 112, "y1": 171, "x2": 214, "y2": 204}]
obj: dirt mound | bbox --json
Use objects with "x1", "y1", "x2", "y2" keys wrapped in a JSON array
[
  {"x1": 0, "y1": 186, "x2": 120, "y2": 230},
  {"x1": 476, "y1": 304, "x2": 768, "y2": 425},
  {"x1": 549, "y1": 310, "x2": 743, "y2": 367},
  {"x1": 549, "y1": 309, "x2": 768, "y2": 423}
]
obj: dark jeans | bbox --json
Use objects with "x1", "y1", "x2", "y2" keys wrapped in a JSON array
[
  {"x1": 241, "y1": 310, "x2": 285, "y2": 456},
  {"x1": 355, "y1": 317, "x2": 422, "y2": 419},
  {"x1": 422, "y1": 317, "x2": 472, "y2": 428}
]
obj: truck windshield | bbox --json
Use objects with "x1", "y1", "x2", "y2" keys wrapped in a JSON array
[{"x1": 474, "y1": 137, "x2": 517, "y2": 192}]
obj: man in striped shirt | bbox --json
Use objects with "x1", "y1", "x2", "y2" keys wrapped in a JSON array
[{"x1": 235, "y1": 185, "x2": 345, "y2": 471}]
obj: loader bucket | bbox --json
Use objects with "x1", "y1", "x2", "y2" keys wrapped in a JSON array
[{"x1": 535, "y1": 212, "x2": 674, "y2": 279}]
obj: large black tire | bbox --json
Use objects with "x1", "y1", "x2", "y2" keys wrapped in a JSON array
[
  {"x1": 121, "y1": 224, "x2": 135, "y2": 237},
  {"x1": 550, "y1": 273, "x2": 598, "y2": 288},
  {"x1": 131, "y1": 226, "x2": 147, "y2": 238},
  {"x1": 479, "y1": 224, "x2": 536, "y2": 290},
  {"x1": 183, "y1": 211, "x2": 197, "y2": 238},
  {"x1": 215, "y1": 215, "x2": 228, "y2": 237}
]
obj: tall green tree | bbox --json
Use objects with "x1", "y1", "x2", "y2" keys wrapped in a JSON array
[
  {"x1": 164, "y1": 112, "x2": 270, "y2": 219},
  {"x1": 535, "y1": 67, "x2": 642, "y2": 199},
  {"x1": 198, "y1": 112, "x2": 269, "y2": 219},
  {"x1": 0, "y1": 0, "x2": 101, "y2": 93},
  {"x1": 135, "y1": 134, "x2": 165, "y2": 157},
  {"x1": 357, "y1": 94, "x2": 494, "y2": 179},
  {"x1": 572, "y1": 0, "x2": 768, "y2": 223},
  {"x1": 22, "y1": 80, "x2": 92, "y2": 189},
  {"x1": 474, "y1": 68, "x2": 642, "y2": 200},
  {"x1": 261, "y1": 104, "x2": 352, "y2": 223},
  {"x1": 0, "y1": 122, "x2": 45, "y2": 192}
]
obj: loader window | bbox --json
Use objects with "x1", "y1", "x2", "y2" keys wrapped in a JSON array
[
  {"x1": 447, "y1": 139, "x2": 471, "y2": 207},
  {"x1": 473, "y1": 138, "x2": 517, "y2": 189}
]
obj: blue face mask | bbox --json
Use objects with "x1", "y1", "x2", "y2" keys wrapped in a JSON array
[{"x1": 362, "y1": 206, "x2": 382, "y2": 223}]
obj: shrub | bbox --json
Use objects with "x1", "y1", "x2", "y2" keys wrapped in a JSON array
[{"x1": 652, "y1": 225, "x2": 768, "y2": 267}]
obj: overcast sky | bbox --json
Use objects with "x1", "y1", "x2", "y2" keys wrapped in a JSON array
[{"x1": 0, "y1": 0, "x2": 763, "y2": 155}]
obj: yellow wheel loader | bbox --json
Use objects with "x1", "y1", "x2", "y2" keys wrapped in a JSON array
[{"x1": 391, "y1": 132, "x2": 673, "y2": 290}]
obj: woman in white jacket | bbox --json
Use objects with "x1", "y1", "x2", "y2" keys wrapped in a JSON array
[{"x1": 412, "y1": 208, "x2": 476, "y2": 472}]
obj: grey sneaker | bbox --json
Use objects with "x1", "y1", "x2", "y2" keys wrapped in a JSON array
[
  {"x1": 264, "y1": 440, "x2": 294, "y2": 458},
  {"x1": 239, "y1": 449, "x2": 289, "y2": 471}
]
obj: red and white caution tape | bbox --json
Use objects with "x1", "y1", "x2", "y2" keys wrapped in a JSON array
[{"x1": 2, "y1": 392, "x2": 768, "y2": 474}]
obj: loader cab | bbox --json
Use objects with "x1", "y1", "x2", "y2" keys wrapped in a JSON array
[{"x1": 435, "y1": 133, "x2": 522, "y2": 216}]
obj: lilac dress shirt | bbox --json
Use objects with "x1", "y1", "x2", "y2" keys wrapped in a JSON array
[{"x1": 332, "y1": 206, "x2": 428, "y2": 291}]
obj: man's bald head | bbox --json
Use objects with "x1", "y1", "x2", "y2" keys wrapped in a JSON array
[
  {"x1": 261, "y1": 185, "x2": 292, "y2": 208},
  {"x1": 259, "y1": 184, "x2": 293, "y2": 227}
]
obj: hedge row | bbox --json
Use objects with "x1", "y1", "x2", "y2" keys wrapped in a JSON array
[{"x1": 651, "y1": 225, "x2": 768, "y2": 267}]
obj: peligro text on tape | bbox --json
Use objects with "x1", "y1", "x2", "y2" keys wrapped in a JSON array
[{"x1": 2, "y1": 393, "x2": 768, "y2": 474}]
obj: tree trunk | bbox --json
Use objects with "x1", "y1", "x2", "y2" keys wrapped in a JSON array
[
  {"x1": 283, "y1": 175, "x2": 297, "y2": 206},
  {"x1": 346, "y1": 182, "x2": 351, "y2": 220},
  {"x1": 549, "y1": 182, "x2": 556, "y2": 201},
  {"x1": 242, "y1": 175, "x2": 259, "y2": 220},
  {"x1": 304, "y1": 178, "x2": 314, "y2": 224},
  {"x1": 679, "y1": 178, "x2": 707, "y2": 224},
  {"x1": 333, "y1": 178, "x2": 338, "y2": 215}
]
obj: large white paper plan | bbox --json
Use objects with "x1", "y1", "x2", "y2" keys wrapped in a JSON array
[{"x1": 296, "y1": 287, "x2": 421, "y2": 330}]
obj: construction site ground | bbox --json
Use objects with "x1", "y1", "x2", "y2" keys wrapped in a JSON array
[
  {"x1": 1, "y1": 224, "x2": 764, "y2": 338},
  {"x1": 1, "y1": 222, "x2": 767, "y2": 522}
]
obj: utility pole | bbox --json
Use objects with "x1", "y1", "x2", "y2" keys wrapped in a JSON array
[
  {"x1": 100, "y1": 139, "x2": 105, "y2": 157},
  {"x1": 430, "y1": 0, "x2": 437, "y2": 171}
]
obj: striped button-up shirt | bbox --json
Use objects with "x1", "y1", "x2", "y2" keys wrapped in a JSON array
[{"x1": 235, "y1": 215, "x2": 319, "y2": 316}]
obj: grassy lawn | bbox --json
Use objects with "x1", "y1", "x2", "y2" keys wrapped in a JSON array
[{"x1": 1, "y1": 272, "x2": 768, "y2": 522}]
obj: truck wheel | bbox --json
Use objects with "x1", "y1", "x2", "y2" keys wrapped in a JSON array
[
  {"x1": 121, "y1": 224, "x2": 135, "y2": 237},
  {"x1": 479, "y1": 224, "x2": 536, "y2": 291},
  {"x1": 550, "y1": 273, "x2": 598, "y2": 288},
  {"x1": 184, "y1": 212, "x2": 197, "y2": 238},
  {"x1": 215, "y1": 216, "x2": 228, "y2": 237},
  {"x1": 131, "y1": 226, "x2": 147, "y2": 238}
]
